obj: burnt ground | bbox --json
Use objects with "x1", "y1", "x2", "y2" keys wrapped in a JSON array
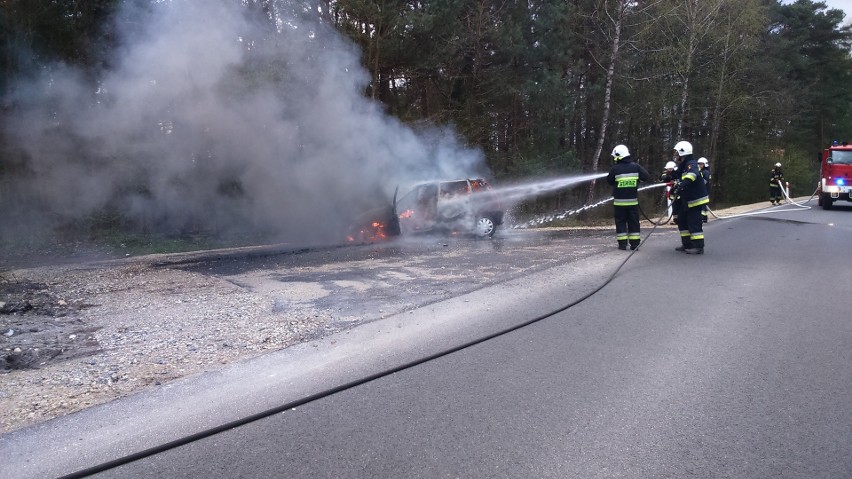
[{"x1": 0, "y1": 279, "x2": 102, "y2": 371}]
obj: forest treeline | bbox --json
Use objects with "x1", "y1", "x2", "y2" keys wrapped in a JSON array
[
  {"x1": 2, "y1": 0, "x2": 852, "y2": 236},
  {"x1": 330, "y1": 0, "x2": 852, "y2": 203}
]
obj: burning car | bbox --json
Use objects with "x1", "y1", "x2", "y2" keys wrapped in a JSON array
[
  {"x1": 346, "y1": 178, "x2": 504, "y2": 243},
  {"x1": 394, "y1": 178, "x2": 504, "y2": 238},
  {"x1": 346, "y1": 202, "x2": 400, "y2": 243}
]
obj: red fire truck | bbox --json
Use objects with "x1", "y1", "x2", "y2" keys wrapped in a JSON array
[{"x1": 817, "y1": 141, "x2": 852, "y2": 209}]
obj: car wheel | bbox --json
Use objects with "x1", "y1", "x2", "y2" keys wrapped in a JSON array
[
  {"x1": 821, "y1": 193, "x2": 833, "y2": 210},
  {"x1": 474, "y1": 216, "x2": 496, "y2": 237}
]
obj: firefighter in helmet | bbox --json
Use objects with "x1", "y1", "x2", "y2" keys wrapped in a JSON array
[
  {"x1": 660, "y1": 161, "x2": 680, "y2": 219},
  {"x1": 671, "y1": 141, "x2": 709, "y2": 254},
  {"x1": 660, "y1": 161, "x2": 678, "y2": 183},
  {"x1": 769, "y1": 162, "x2": 784, "y2": 205},
  {"x1": 697, "y1": 157, "x2": 711, "y2": 222},
  {"x1": 606, "y1": 144, "x2": 650, "y2": 250}
]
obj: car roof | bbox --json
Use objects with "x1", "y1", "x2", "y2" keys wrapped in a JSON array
[{"x1": 408, "y1": 178, "x2": 488, "y2": 186}]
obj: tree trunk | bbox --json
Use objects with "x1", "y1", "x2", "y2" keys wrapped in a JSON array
[
  {"x1": 709, "y1": 13, "x2": 734, "y2": 157},
  {"x1": 371, "y1": 0, "x2": 386, "y2": 102},
  {"x1": 587, "y1": 0, "x2": 626, "y2": 205}
]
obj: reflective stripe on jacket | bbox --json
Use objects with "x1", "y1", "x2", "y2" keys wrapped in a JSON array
[
  {"x1": 675, "y1": 155, "x2": 709, "y2": 209},
  {"x1": 606, "y1": 157, "x2": 651, "y2": 207}
]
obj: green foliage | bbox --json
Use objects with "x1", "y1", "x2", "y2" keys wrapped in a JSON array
[
  {"x1": 1, "y1": 0, "x2": 119, "y2": 71},
  {"x1": 767, "y1": 0, "x2": 852, "y2": 147}
]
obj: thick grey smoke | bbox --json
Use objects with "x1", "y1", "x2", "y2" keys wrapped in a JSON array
[{"x1": 3, "y1": 0, "x2": 487, "y2": 244}]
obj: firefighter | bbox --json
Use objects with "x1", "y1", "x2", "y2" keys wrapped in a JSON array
[
  {"x1": 606, "y1": 144, "x2": 651, "y2": 250},
  {"x1": 698, "y1": 157, "x2": 711, "y2": 222},
  {"x1": 660, "y1": 161, "x2": 680, "y2": 219},
  {"x1": 660, "y1": 161, "x2": 678, "y2": 183},
  {"x1": 769, "y1": 162, "x2": 784, "y2": 205},
  {"x1": 671, "y1": 141, "x2": 709, "y2": 254}
]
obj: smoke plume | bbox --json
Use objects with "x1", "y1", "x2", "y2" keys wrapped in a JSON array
[{"x1": 3, "y1": 0, "x2": 487, "y2": 245}]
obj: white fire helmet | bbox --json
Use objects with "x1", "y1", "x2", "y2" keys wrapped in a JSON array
[
  {"x1": 673, "y1": 140, "x2": 693, "y2": 156},
  {"x1": 698, "y1": 157, "x2": 709, "y2": 166},
  {"x1": 611, "y1": 144, "x2": 630, "y2": 160},
  {"x1": 665, "y1": 161, "x2": 677, "y2": 170},
  {"x1": 775, "y1": 162, "x2": 781, "y2": 167}
]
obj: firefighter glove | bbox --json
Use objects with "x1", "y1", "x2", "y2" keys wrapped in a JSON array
[{"x1": 671, "y1": 183, "x2": 682, "y2": 199}]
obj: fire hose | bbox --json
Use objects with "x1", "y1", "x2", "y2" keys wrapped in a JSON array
[
  {"x1": 639, "y1": 179, "x2": 816, "y2": 223},
  {"x1": 705, "y1": 179, "x2": 817, "y2": 221},
  {"x1": 638, "y1": 183, "x2": 673, "y2": 225}
]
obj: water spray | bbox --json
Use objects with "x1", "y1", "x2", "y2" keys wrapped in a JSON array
[
  {"x1": 513, "y1": 181, "x2": 666, "y2": 229},
  {"x1": 490, "y1": 173, "x2": 608, "y2": 204}
]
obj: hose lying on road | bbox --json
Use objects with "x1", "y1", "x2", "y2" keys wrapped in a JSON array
[{"x1": 707, "y1": 182, "x2": 817, "y2": 221}]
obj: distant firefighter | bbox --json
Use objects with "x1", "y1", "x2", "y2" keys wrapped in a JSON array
[
  {"x1": 769, "y1": 163, "x2": 785, "y2": 205},
  {"x1": 697, "y1": 157, "x2": 711, "y2": 222}
]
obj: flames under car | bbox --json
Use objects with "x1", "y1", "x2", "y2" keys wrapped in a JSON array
[{"x1": 347, "y1": 178, "x2": 504, "y2": 242}]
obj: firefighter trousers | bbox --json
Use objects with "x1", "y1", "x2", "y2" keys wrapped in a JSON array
[
  {"x1": 769, "y1": 184, "x2": 782, "y2": 202},
  {"x1": 676, "y1": 205, "x2": 705, "y2": 249},
  {"x1": 614, "y1": 205, "x2": 641, "y2": 248}
]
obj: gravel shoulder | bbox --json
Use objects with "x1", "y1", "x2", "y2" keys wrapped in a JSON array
[
  {"x1": 0, "y1": 201, "x2": 774, "y2": 434},
  {"x1": 1, "y1": 259, "x2": 275, "y2": 433}
]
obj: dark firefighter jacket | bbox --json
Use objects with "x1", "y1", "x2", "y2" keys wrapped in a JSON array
[
  {"x1": 675, "y1": 155, "x2": 709, "y2": 209},
  {"x1": 606, "y1": 156, "x2": 651, "y2": 206},
  {"x1": 701, "y1": 168, "x2": 711, "y2": 186},
  {"x1": 770, "y1": 167, "x2": 784, "y2": 187}
]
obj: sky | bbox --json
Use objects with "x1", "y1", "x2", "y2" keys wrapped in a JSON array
[
  {"x1": 825, "y1": 0, "x2": 852, "y2": 18},
  {"x1": 789, "y1": 0, "x2": 852, "y2": 21}
]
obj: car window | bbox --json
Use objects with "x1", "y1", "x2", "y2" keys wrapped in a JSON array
[
  {"x1": 469, "y1": 179, "x2": 490, "y2": 191},
  {"x1": 397, "y1": 183, "x2": 438, "y2": 219},
  {"x1": 440, "y1": 181, "x2": 470, "y2": 198},
  {"x1": 420, "y1": 183, "x2": 438, "y2": 202},
  {"x1": 396, "y1": 188, "x2": 418, "y2": 214}
]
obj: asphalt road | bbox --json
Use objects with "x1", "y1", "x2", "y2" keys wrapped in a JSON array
[{"x1": 13, "y1": 200, "x2": 852, "y2": 478}]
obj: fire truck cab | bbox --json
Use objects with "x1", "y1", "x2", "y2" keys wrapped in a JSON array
[{"x1": 818, "y1": 141, "x2": 852, "y2": 209}]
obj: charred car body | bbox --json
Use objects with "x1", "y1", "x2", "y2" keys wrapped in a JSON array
[
  {"x1": 395, "y1": 179, "x2": 504, "y2": 238},
  {"x1": 347, "y1": 178, "x2": 504, "y2": 242}
]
